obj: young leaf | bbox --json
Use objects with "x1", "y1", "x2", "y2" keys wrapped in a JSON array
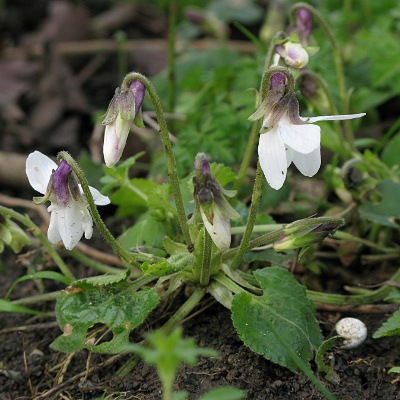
[
  {"x1": 231, "y1": 267, "x2": 323, "y2": 372},
  {"x1": 51, "y1": 284, "x2": 159, "y2": 353},
  {"x1": 373, "y1": 309, "x2": 400, "y2": 338}
]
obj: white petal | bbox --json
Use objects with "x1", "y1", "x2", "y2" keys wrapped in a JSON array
[
  {"x1": 303, "y1": 113, "x2": 366, "y2": 123},
  {"x1": 55, "y1": 202, "x2": 85, "y2": 250},
  {"x1": 103, "y1": 115, "x2": 131, "y2": 167},
  {"x1": 47, "y1": 206, "x2": 62, "y2": 245},
  {"x1": 279, "y1": 117, "x2": 320, "y2": 154},
  {"x1": 79, "y1": 185, "x2": 110, "y2": 205},
  {"x1": 81, "y1": 208, "x2": 93, "y2": 239},
  {"x1": 26, "y1": 151, "x2": 57, "y2": 194},
  {"x1": 289, "y1": 146, "x2": 321, "y2": 177},
  {"x1": 200, "y1": 207, "x2": 231, "y2": 251},
  {"x1": 258, "y1": 129, "x2": 288, "y2": 190}
]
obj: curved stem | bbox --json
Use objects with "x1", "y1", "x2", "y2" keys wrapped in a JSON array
[
  {"x1": 229, "y1": 162, "x2": 264, "y2": 270},
  {"x1": 57, "y1": 151, "x2": 137, "y2": 268},
  {"x1": 0, "y1": 206, "x2": 75, "y2": 282},
  {"x1": 68, "y1": 249, "x2": 127, "y2": 275},
  {"x1": 290, "y1": 2, "x2": 354, "y2": 150},
  {"x1": 122, "y1": 73, "x2": 191, "y2": 246}
]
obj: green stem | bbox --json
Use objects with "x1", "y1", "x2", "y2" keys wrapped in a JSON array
[
  {"x1": 214, "y1": 273, "x2": 247, "y2": 295},
  {"x1": 57, "y1": 152, "x2": 137, "y2": 268},
  {"x1": 0, "y1": 206, "x2": 75, "y2": 283},
  {"x1": 234, "y1": 119, "x2": 260, "y2": 190},
  {"x1": 121, "y1": 73, "x2": 191, "y2": 246},
  {"x1": 290, "y1": 3, "x2": 354, "y2": 150},
  {"x1": 334, "y1": 231, "x2": 399, "y2": 254},
  {"x1": 308, "y1": 267, "x2": 400, "y2": 305},
  {"x1": 162, "y1": 287, "x2": 205, "y2": 333},
  {"x1": 229, "y1": 162, "x2": 264, "y2": 270},
  {"x1": 223, "y1": 227, "x2": 284, "y2": 261},
  {"x1": 12, "y1": 291, "x2": 60, "y2": 305},
  {"x1": 68, "y1": 249, "x2": 126, "y2": 275},
  {"x1": 167, "y1": 1, "x2": 177, "y2": 112},
  {"x1": 231, "y1": 224, "x2": 284, "y2": 234},
  {"x1": 199, "y1": 231, "x2": 213, "y2": 286}
]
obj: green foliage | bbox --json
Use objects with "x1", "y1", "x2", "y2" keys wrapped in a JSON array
[
  {"x1": 123, "y1": 327, "x2": 222, "y2": 399},
  {"x1": 359, "y1": 180, "x2": 400, "y2": 229},
  {"x1": 231, "y1": 267, "x2": 323, "y2": 372},
  {"x1": 152, "y1": 51, "x2": 262, "y2": 174},
  {"x1": 373, "y1": 309, "x2": 400, "y2": 338},
  {"x1": 51, "y1": 284, "x2": 159, "y2": 353}
]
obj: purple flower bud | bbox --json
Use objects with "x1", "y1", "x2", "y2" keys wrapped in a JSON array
[
  {"x1": 129, "y1": 79, "x2": 145, "y2": 119},
  {"x1": 296, "y1": 9, "x2": 312, "y2": 43},
  {"x1": 270, "y1": 72, "x2": 286, "y2": 90},
  {"x1": 52, "y1": 160, "x2": 71, "y2": 206}
]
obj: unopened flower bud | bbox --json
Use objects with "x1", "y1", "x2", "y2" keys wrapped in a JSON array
[
  {"x1": 102, "y1": 79, "x2": 146, "y2": 167},
  {"x1": 190, "y1": 153, "x2": 239, "y2": 250},
  {"x1": 274, "y1": 216, "x2": 344, "y2": 252},
  {"x1": 276, "y1": 42, "x2": 309, "y2": 69}
]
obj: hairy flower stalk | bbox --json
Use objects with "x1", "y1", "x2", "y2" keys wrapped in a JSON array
[
  {"x1": 190, "y1": 153, "x2": 240, "y2": 251},
  {"x1": 26, "y1": 151, "x2": 110, "y2": 250},
  {"x1": 250, "y1": 69, "x2": 365, "y2": 190},
  {"x1": 102, "y1": 79, "x2": 145, "y2": 167}
]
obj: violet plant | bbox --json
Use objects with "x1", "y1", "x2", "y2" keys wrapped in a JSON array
[{"x1": 3, "y1": 3, "x2": 400, "y2": 399}]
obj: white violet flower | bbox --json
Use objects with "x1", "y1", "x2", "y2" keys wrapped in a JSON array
[
  {"x1": 250, "y1": 71, "x2": 366, "y2": 190},
  {"x1": 26, "y1": 151, "x2": 110, "y2": 250}
]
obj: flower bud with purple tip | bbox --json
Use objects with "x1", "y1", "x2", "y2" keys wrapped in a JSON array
[{"x1": 102, "y1": 79, "x2": 146, "y2": 167}]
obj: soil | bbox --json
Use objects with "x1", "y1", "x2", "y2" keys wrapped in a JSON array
[
  {"x1": 1, "y1": 1, "x2": 400, "y2": 399},
  {"x1": 1, "y1": 285, "x2": 400, "y2": 400}
]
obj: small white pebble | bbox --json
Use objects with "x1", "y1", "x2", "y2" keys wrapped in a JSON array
[{"x1": 335, "y1": 317, "x2": 367, "y2": 349}]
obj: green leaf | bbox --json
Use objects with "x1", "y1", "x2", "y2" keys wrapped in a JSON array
[
  {"x1": 373, "y1": 309, "x2": 400, "y2": 338},
  {"x1": 388, "y1": 367, "x2": 400, "y2": 374},
  {"x1": 0, "y1": 299, "x2": 47, "y2": 315},
  {"x1": 231, "y1": 267, "x2": 323, "y2": 372},
  {"x1": 51, "y1": 284, "x2": 159, "y2": 353},
  {"x1": 359, "y1": 180, "x2": 400, "y2": 228},
  {"x1": 73, "y1": 269, "x2": 130, "y2": 289},
  {"x1": 141, "y1": 254, "x2": 194, "y2": 277},
  {"x1": 198, "y1": 386, "x2": 245, "y2": 400},
  {"x1": 382, "y1": 131, "x2": 400, "y2": 168},
  {"x1": 118, "y1": 213, "x2": 166, "y2": 250}
]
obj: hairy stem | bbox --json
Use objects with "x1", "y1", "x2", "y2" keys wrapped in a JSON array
[
  {"x1": 58, "y1": 151, "x2": 137, "y2": 267},
  {"x1": 122, "y1": 73, "x2": 191, "y2": 246}
]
